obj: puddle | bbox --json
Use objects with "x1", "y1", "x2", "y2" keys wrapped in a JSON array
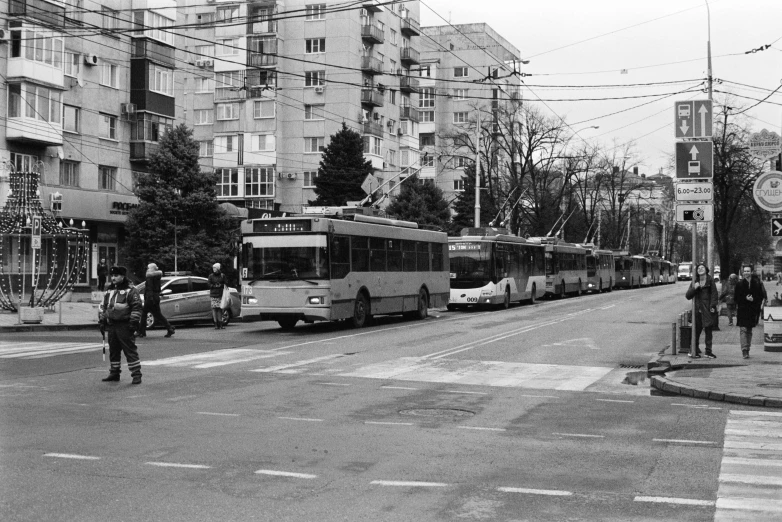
[{"x1": 621, "y1": 371, "x2": 649, "y2": 386}]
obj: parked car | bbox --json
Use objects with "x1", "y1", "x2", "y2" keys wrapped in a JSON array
[{"x1": 135, "y1": 276, "x2": 241, "y2": 329}]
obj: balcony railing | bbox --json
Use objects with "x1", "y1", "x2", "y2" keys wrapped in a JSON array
[
  {"x1": 399, "y1": 76, "x2": 419, "y2": 93},
  {"x1": 9, "y1": 0, "x2": 66, "y2": 28},
  {"x1": 249, "y1": 20, "x2": 277, "y2": 34},
  {"x1": 361, "y1": 24, "x2": 384, "y2": 44},
  {"x1": 129, "y1": 142, "x2": 160, "y2": 163},
  {"x1": 360, "y1": 55, "x2": 384, "y2": 75},
  {"x1": 400, "y1": 18, "x2": 420, "y2": 36},
  {"x1": 362, "y1": 121, "x2": 384, "y2": 137},
  {"x1": 400, "y1": 106, "x2": 420, "y2": 122},
  {"x1": 361, "y1": 89, "x2": 384, "y2": 107},
  {"x1": 214, "y1": 86, "x2": 247, "y2": 102},
  {"x1": 249, "y1": 53, "x2": 277, "y2": 67},
  {"x1": 400, "y1": 47, "x2": 420, "y2": 65}
]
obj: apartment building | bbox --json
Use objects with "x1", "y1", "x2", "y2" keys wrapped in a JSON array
[
  {"x1": 418, "y1": 23, "x2": 522, "y2": 207},
  {"x1": 178, "y1": 0, "x2": 422, "y2": 213},
  {"x1": 0, "y1": 0, "x2": 182, "y2": 286}
]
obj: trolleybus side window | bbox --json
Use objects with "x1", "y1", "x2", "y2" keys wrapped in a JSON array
[
  {"x1": 370, "y1": 237, "x2": 386, "y2": 272},
  {"x1": 403, "y1": 240, "x2": 417, "y2": 272},
  {"x1": 387, "y1": 239, "x2": 403, "y2": 271},
  {"x1": 431, "y1": 242, "x2": 444, "y2": 272},
  {"x1": 416, "y1": 241, "x2": 430, "y2": 271},
  {"x1": 352, "y1": 236, "x2": 370, "y2": 272},
  {"x1": 331, "y1": 235, "x2": 350, "y2": 279}
]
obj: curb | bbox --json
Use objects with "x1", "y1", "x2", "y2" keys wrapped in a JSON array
[
  {"x1": 649, "y1": 374, "x2": 782, "y2": 409},
  {"x1": 0, "y1": 323, "x2": 98, "y2": 333}
]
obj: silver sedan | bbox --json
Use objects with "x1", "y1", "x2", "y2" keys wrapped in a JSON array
[{"x1": 136, "y1": 276, "x2": 241, "y2": 329}]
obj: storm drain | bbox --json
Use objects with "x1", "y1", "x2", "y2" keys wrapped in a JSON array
[
  {"x1": 619, "y1": 364, "x2": 645, "y2": 369},
  {"x1": 399, "y1": 408, "x2": 475, "y2": 418}
]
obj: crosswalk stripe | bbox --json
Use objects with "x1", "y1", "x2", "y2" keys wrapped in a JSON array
[
  {"x1": 145, "y1": 349, "x2": 283, "y2": 368},
  {"x1": 715, "y1": 410, "x2": 782, "y2": 519},
  {"x1": 0, "y1": 342, "x2": 103, "y2": 359}
]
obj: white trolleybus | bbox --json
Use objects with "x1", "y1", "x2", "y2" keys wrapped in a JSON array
[
  {"x1": 536, "y1": 238, "x2": 588, "y2": 298},
  {"x1": 239, "y1": 208, "x2": 450, "y2": 329},
  {"x1": 447, "y1": 228, "x2": 546, "y2": 310}
]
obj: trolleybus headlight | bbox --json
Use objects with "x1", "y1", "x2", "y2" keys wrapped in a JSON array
[
  {"x1": 246, "y1": 297, "x2": 258, "y2": 305},
  {"x1": 308, "y1": 296, "x2": 325, "y2": 305}
]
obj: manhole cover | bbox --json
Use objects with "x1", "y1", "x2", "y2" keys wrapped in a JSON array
[
  {"x1": 758, "y1": 383, "x2": 782, "y2": 389},
  {"x1": 399, "y1": 408, "x2": 475, "y2": 418}
]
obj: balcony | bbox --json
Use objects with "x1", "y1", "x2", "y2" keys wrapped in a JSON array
[
  {"x1": 400, "y1": 106, "x2": 420, "y2": 122},
  {"x1": 400, "y1": 18, "x2": 420, "y2": 36},
  {"x1": 249, "y1": 19, "x2": 277, "y2": 34},
  {"x1": 129, "y1": 142, "x2": 160, "y2": 163},
  {"x1": 362, "y1": 121, "x2": 383, "y2": 137},
  {"x1": 9, "y1": 0, "x2": 66, "y2": 28},
  {"x1": 249, "y1": 53, "x2": 278, "y2": 67},
  {"x1": 360, "y1": 55, "x2": 384, "y2": 75},
  {"x1": 361, "y1": 0, "x2": 382, "y2": 12},
  {"x1": 399, "y1": 75, "x2": 419, "y2": 93},
  {"x1": 214, "y1": 86, "x2": 247, "y2": 102},
  {"x1": 361, "y1": 24, "x2": 384, "y2": 44},
  {"x1": 400, "y1": 46, "x2": 420, "y2": 65},
  {"x1": 361, "y1": 89, "x2": 384, "y2": 107}
]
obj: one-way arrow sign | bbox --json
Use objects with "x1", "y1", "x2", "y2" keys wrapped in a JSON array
[
  {"x1": 675, "y1": 141, "x2": 713, "y2": 179},
  {"x1": 674, "y1": 100, "x2": 712, "y2": 139}
]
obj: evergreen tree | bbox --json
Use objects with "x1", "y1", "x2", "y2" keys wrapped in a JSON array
[
  {"x1": 122, "y1": 124, "x2": 235, "y2": 281},
  {"x1": 386, "y1": 175, "x2": 451, "y2": 230},
  {"x1": 311, "y1": 122, "x2": 373, "y2": 206},
  {"x1": 449, "y1": 164, "x2": 497, "y2": 235}
]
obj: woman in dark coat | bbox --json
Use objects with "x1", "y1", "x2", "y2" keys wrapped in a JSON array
[
  {"x1": 735, "y1": 266, "x2": 765, "y2": 358},
  {"x1": 685, "y1": 263, "x2": 719, "y2": 358},
  {"x1": 208, "y1": 263, "x2": 227, "y2": 330}
]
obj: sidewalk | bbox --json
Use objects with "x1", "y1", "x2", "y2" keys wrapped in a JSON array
[
  {"x1": 0, "y1": 301, "x2": 99, "y2": 332},
  {"x1": 651, "y1": 281, "x2": 782, "y2": 409}
]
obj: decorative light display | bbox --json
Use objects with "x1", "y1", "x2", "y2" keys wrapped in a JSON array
[{"x1": 0, "y1": 162, "x2": 88, "y2": 312}]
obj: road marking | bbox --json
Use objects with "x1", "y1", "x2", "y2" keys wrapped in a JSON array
[
  {"x1": 424, "y1": 319, "x2": 564, "y2": 359},
  {"x1": 634, "y1": 496, "x2": 714, "y2": 506},
  {"x1": 596, "y1": 399, "x2": 635, "y2": 403},
  {"x1": 196, "y1": 412, "x2": 240, "y2": 417},
  {"x1": 252, "y1": 354, "x2": 346, "y2": 373},
  {"x1": 458, "y1": 426, "x2": 506, "y2": 432},
  {"x1": 552, "y1": 433, "x2": 605, "y2": 439},
  {"x1": 541, "y1": 338, "x2": 599, "y2": 350},
  {"x1": 365, "y1": 421, "x2": 414, "y2": 426},
  {"x1": 720, "y1": 473, "x2": 782, "y2": 486},
  {"x1": 145, "y1": 349, "x2": 283, "y2": 368},
  {"x1": 444, "y1": 390, "x2": 487, "y2": 395},
  {"x1": 0, "y1": 341, "x2": 103, "y2": 359},
  {"x1": 318, "y1": 382, "x2": 351, "y2": 386},
  {"x1": 255, "y1": 469, "x2": 317, "y2": 479},
  {"x1": 278, "y1": 417, "x2": 323, "y2": 422},
  {"x1": 653, "y1": 439, "x2": 717, "y2": 445},
  {"x1": 370, "y1": 480, "x2": 449, "y2": 487},
  {"x1": 43, "y1": 453, "x2": 100, "y2": 460},
  {"x1": 381, "y1": 386, "x2": 419, "y2": 390},
  {"x1": 145, "y1": 462, "x2": 210, "y2": 469},
  {"x1": 498, "y1": 487, "x2": 573, "y2": 496},
  {"x1": 519, "y1": 394, "x2": 560, "y2": 399}
]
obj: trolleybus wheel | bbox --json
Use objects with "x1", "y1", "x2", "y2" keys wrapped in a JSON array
[
  {"x1": 278, "y1": 318, "x2": 297, "y2": 330},
  {"x1": 559, "y1": 284, "x2": 566, "y2": 299},
  {"x1": 351, "y1": 293, "x2": 370, "y2": 328},
  {"x1": 446, "y1": 304, "x2": 456, "y2": 311},
  {"x1": 529, "y1": 284, "x2": 537, "y2": 304},
  {"x1": 501, "y1": 288, "x2": 510, "y2": 309},
  {"x1": 576, "y1": 280, "x2": 582, "y2": 297},
  {"x1": 597, "y1": 279, "x2": 603, "y2": 294},
  {"x1": 406, "y1": 287, "x2": 429, "y2": 320},
  {"x1": 608, "y1": 278, "x2": 613, "y2": 292}
]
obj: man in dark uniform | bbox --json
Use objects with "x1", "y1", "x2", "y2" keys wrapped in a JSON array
[
  {"x1": 97, "y1": 258, "x2": 108, "y2": 291},
  {"x1": 137, "y1": 262, "x2": 175, "y2": 338},
  {"x1": 98, "y1": 266, "x2": 144, "y2": 384}
]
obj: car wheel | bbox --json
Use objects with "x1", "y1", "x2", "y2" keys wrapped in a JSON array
[
  {"x1": 145, "y1": 313, "x2": 155, "y2": 329},
  {"x1": 221, "y1": 309, "x2": 232, "y2": 327}
]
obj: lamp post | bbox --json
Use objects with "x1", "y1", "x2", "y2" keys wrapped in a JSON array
[
  {"x1": 705, "y1": 0, "x2": 715, "y2": 273},
  {"x1": 173, "y1": 188, "x2": 181, "y2": 274}
]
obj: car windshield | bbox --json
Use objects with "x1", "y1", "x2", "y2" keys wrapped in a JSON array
[{"x1": 242, "y1": 235, "x2": 329, "y2": 281}]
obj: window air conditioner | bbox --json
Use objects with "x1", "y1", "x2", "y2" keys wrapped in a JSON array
[
  {"x1": 203, "y1": 60, "x2": 213, "y2": 67},
  {"x1": 195, "y1": 60, "x2": 205, "y2": 68},
  {"x1": 397, "y1": 128, "x2": 404, "y2": 136},
  {"x1": 287, "y1": 172, "x2": 297, "y2": 179},
  {"x1": 314, "y1": 86, "x2": 325, "y2": 94},
  {"x1": 121, "y1": 103, "x2": 137, "y2": 115},
  {"x1": 0, "y1": 29, "x2": 9, "y2": 43},
  {"x1": 84, "y1": 53, "x2": 99, "y2": 66}
]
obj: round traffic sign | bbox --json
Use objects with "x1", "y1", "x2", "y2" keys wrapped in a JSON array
[{"x1": 753, "y1": 171, "x2": 782, "y2": 212}]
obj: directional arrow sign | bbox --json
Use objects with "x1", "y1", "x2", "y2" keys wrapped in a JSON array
[
  {"x1": 674, "y1": 100, "x2": 712, "y2": 139},
  {"x1": 675, "y1": 141, "x2": 713, "y2": 179}
]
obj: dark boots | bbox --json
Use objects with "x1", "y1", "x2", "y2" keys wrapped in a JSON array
[
  {"x1": 164, "y1": 326, "x2": 175, "y2": 338},
  {"x1": 102, "y1": 373, "x2": 120, "y2": 382}
]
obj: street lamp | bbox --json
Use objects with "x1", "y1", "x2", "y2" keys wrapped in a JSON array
[{"x1": 173, "y1": 188, "x2": 181, "y2": 274}]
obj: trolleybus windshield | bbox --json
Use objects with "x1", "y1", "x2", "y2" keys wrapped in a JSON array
[
  {"x1": 449, "y1": 242, "x2": 494, "y2": 286},
  {"x1": 242, "y1": 235, "x2": 329, "y2": 281}
]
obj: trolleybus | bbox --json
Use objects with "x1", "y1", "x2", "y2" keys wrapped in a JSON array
[
  {"x1": 538, "y1": 238, "x2": 588, "y2": 298},
  {"x1": 448, "y1": 228, "x2": 546, "y2": 309},
  {"x1": 583, "y1": 246, "x2": 614, "y2": 293},
  {"x1": 614, "y1": 254, "x2": 642, "y2": 289},
  {"x1": 239, "y1": 209, "x2": 450, "y2": 329}
]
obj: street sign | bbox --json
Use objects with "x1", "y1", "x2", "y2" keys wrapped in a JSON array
[
  {"x1": 772, "y1": 218, "x2": 782, "y2": 237},
  {"x1": 674, "y1": 100, "x2": 712, "y2": 139},
  {"x1": 675, "y1": 141, "x2": 713, "y2": 179},
  {"x1": 749, "y1": 129, "x2": 781, "y2": 161},
  {"x1": 675, "y1": 181, "x2": 713, "y2": 202},
  {"x1": 676, "y1": 203, "x2": 713, "y2": 223},
  {"x1": 753, "y1": 170, "x2": 782, "y2": 212},
  {"x1": 361, "y1": 174, "x2": 378, "y2": 195},
  {"x1": 31, "y1": 216, "x2": 42, "y2": 250}
]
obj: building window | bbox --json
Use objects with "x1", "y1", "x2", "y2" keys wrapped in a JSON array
[
  {"x1": 99, "y1": 166, "x2": 117, "y2": 191},
  {"x1": 150, "y1": 65, "x2": 174, "y2": 96},
  {"x1": 194, "y1": 44, "x2": 214, "y2": 59},
  {"x1": 136, "y1": 11, "x2": 175, "y2": 45},
  {"x1": 217, "y1": 38, "x2": 239, "y2": 56},
  {"x1": 216, "y1": 103, "x2": 239, "y2": 120},
  {"x1": 390, "y1": 29, "x2": 397, "y2": 45},
  {"x1": 194, "y1": 75, "x2": 213, "y2": 92},
  {"x1": 304, "y1": 105, "x2": 324, "y2": 120},
  {"x1": 306, "y1": 4, "x2": 326, "y2": 20},
  {"x1": 196, "y1": 13, "x2": 215, "y2": 25},
  {"x1": 194, "y1": 109, "x2": 213, "y2": 125},
  {"x1": 214, "y1": 135, "x2": 237, "y2": 153},
  {"x1": 245, "y1": 199, "x2": 274, "y2": 210},
  {"x1": 199, "y1": 140, "x2": 213, "y2": 157},
  {"x1": 216, "y1": 71, "x2": 243, "y2": 91},
  {"x1": 10, "y1": 84, "x2": 62, "y2": 123},
  {"x1": 305, "y1": 38, "x2": 326, "y2": 54},
  {"x1": 63, "y1": 105, "x2": 80, "y2": 133},
  {"x1": 9, "y1": 153, "x2": 38, "y2": 172},
  {"x1": 419, "y1": 133, "x2": 434, "y2": 147},
  {"x1": 386, "y1": 149, "x2": 397, "y2": 167},
  {"x1": 304, "y1": 71, "x2": 325, "y2": 87},
  {"x1": 365, "y1": 136, "x2": 382, "y2": 156},
  {"x1": 102, "y1": 7, "x2": 120, "y2": 32},
  {"x1": 304, "y1": 137, "x2": 325, "y2": 153},
  {"x1": 216, "y1": 6, "x2": 239, "y2": 22},
  {"x1": 100, "y1": 63, "x2": 118, "y2": 88},
  {"x1": 99, "y1": 113, "x2": 117, "y2": 140},
  {"x1": 453, "y1": 112, "x2": 469, "y2": 124},
  {"x1": 253, "y1": 100, "x2": 275, "y2": 119},
  {"x1": 59, "y1": 161, "x2": 80, "y2": 186},
  {"x1": 303, "y1": 171, "x2": 318, "y2": 188},
  {"x1": 245, "y1": 167, "x2": 275, "y2": 197},
  {"x1": 15, "y1": 30, "x2": 64, "y2": 69},
  {"x1": 417, "y1": 65, "x2": 431, "y2": 77},
  {"x1": 454, "y1": 67, "x2": 468, "y2": 78},
  {"x1": 64, "y1": 51, "x2": 80, "y2": 77},
  {"x1": 216, "y1": 168, "x2": 239, "y2": 196},
  {"x1": 454, "y1": 89, "x2": 468, "y2": 100},
  {"x1": 253, "y1": 135, "x2": 275, "y2": 151},
  {"x1": 420, "y1": 111, "x2": 434, "y2": 123},
  {"x1": 453, "y1": 179, "x2": 465, "y2": 192},
  {"x1": 419, "y1": 88, "x2": 435, "y2": 108},
  {"x1": 420, "y1": 152, "x2": 434, "y2": 167}
]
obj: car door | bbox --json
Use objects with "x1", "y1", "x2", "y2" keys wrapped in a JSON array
[
  {"x1": 160, "y1": 278, "x2": 191, "y2": 322},
  {"x1": 189, "y1": 277, "x2": 212, "y2": 322}
]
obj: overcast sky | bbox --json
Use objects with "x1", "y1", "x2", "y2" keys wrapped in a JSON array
[{"x1": 419, "y1": 0, "x2": 782, "y2": 175}]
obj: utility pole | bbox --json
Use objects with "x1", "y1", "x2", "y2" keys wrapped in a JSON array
[
  {"x1": 474, "y1": 110, "x2": 482, "y2": 227},
  {"x1": 706, "y1": 0, "x2": 715, "y2": 272}
]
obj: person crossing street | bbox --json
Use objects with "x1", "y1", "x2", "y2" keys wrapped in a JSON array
[
  {"x1": 98, "y1": 266, "x2": 144, "y2": 384},
  {"x1": 137, "y1": 262, "x2": 175, "y2": 338}
]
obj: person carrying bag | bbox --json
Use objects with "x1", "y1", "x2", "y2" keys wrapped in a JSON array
[{"x1": 685, "y1": 262, "x2": 719, "y2": 359}]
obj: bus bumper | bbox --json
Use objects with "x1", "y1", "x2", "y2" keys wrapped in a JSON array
[
  {"x1": 241, "y1": 307, "x2": 331, "y2": 323},
  {"x1": 449, "y1": 288, "x2": 495, "y2": 306}
]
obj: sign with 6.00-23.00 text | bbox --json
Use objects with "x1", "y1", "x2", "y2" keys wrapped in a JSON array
[{"x1": 675, "y1": 181, "x2": 713, "y2": 202}]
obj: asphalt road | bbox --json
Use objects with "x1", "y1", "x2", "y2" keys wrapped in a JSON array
[{"x1": 0, "y1": 283, "x2": 775, "y2": 521}]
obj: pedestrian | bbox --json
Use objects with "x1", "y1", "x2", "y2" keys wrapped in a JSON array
[
  {"x1": 735, "y1": 265, "x2": 765, "y2": 359},
  {"x1": 776, "y1": 272, "x2": 782, "y2": 286},
  {"x1": 208, "y1": 262, "x2": 227, "y2": 330},
  {"x1": 137, "y1": 262, "x2": 175, "y2": 338},
  {"x1": 685, "y1": 262, "x2": 718, "y2": 359},
  {"x1": 98, "y1": 266, "x2": 143, "y2": 384},
  {"x1": 752, "y1": 272, "x2": 768, "y2": 326},
  {"x1": 97, "y1": 258, "x2": 108, "y2": 292},
  {"x1": 719, "y1": 273, "x2": 738, "y2": 326}
]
